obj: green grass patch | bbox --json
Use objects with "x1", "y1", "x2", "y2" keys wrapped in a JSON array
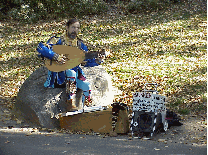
[{"x1": 178, "y1": 108, "x2": 190, "y2": 115}]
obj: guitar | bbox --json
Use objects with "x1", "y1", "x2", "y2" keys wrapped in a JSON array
[{"x1": 45, "y1": 45, "x2": 105, "y2": 72}]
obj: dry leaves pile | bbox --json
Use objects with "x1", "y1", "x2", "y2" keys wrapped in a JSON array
[{"x1": 0, "y1": 1, "x2": 207, "y2": 117}]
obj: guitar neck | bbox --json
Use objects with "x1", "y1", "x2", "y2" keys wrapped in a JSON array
[{"x1": 85, "y1": 50, "x2": 105, "y2": 60}]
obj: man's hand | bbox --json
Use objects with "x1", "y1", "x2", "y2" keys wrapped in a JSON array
[
  {"x1": 81, "y1": 60, "x2": 87, "y2": 66},
  {"x1": 57, "y1": 55, "x2": 67, "y2": 64}
]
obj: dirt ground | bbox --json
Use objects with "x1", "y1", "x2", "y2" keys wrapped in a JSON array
[{"x1": 153, "y1": 114, "x2": 207, "y2": 146}]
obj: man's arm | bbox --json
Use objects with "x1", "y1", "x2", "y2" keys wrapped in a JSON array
[
  {"x1": 37, "y1": 42, "x2": 55, "y2": 59},
  {"x1": 37, "y1": 38, "x2": 66, "y2": 64}
]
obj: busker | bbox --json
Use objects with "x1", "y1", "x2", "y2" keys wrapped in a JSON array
[{"x1": 37, "y1": 18, "x2": 92, "y2": 112}]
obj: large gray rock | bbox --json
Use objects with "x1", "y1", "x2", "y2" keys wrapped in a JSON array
[
  {"x1": 81, "y1": 66, "x2": 114, "y2": 107},
  {"x1": 15, "y1": 67, "x2": 66, "y2": 129},
  {"x1": 15, "y1": 66, "x2": 115, "y2": 129}
]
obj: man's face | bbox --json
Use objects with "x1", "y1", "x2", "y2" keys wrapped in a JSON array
[{"x1": 67, "y1": 22, "x2": 80, "y2": 39}]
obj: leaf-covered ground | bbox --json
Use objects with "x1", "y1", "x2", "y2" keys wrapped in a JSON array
[{"x1": 0, "y1": 1, "x2": 207, "y2": 118}]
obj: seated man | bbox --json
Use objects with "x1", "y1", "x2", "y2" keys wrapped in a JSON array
[{"x1": 37, "y1": 18, "x2": 91, "y2": 111}]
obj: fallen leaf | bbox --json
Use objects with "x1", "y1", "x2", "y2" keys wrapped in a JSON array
[
  {"x1": 80, "y1": 136, "x2": 86, "y2": 138},
  {"x1": 158, "y1": 139, "x2": 166, "y2": 142},
  {"x1": 17, "y1": 120, "x2": 22, "y2": 124},
  {"x1": 45, "y1": 134, "x2": 51, "y2": 137}
]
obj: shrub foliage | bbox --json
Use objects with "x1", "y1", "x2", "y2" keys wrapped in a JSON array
[
  {"x1": 0, "y1": 0, "x2": 182, "y2": 23},
  {"x1": 0, "y1": 0, "x2": 109, "y2": 23},
  {"x1": 127, "y1": 0, "x2": 176, "y2": 13}
]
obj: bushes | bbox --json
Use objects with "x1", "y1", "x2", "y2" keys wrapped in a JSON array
[
  {"x1": 6, "y1": 4, "x2": 38, "y2": 23},
  {"x1": 69, "y1": 0, "x2": 109, "y2": 15},
  {"x1": 1, "y1": 0, "x2": 109, "y2": 23},
  {"x1": 126, "y1": 0, "x2": 173, "y2": 13},
  {"x1": 0, "y1": 0, "x2": 181, "y2": 23}
]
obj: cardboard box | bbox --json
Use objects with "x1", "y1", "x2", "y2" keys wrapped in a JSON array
[
  {"x1": 59, "y1": 109, "x2": 112, "y2": 134},
  {"x1": 59, "y1": 108, "x2": 130, "y2": 134}
]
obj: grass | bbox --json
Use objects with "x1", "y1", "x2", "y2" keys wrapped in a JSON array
[{"x1": 0, "y1": 1, "x2": 207, "y2": 115}]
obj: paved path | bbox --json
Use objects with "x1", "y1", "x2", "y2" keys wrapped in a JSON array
[
  {"x1": 0, "y1": 102, "x2": 207, "y2": 155},
  {"x1": 0, "y1": 128, "x2": 206, "y2": 155}
]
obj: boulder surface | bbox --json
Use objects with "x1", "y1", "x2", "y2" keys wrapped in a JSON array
[{"x1": 15, "y1": 66, "x2": 115, "y2": 129}]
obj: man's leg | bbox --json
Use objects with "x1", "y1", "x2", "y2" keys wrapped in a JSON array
[
  {"x1": 75, "y1": 88, "x2": 83, "y2": 109},
  {"x1": 76, "y1": 79, "x2": 91, "y2": 108},
  {"x1": 65, "y1": 69, "x2": 77, "y2": 111}
]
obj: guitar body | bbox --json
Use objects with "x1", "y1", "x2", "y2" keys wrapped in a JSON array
[{"x1": 45, "y1": 45, "x2": 85, "y2": 72}]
